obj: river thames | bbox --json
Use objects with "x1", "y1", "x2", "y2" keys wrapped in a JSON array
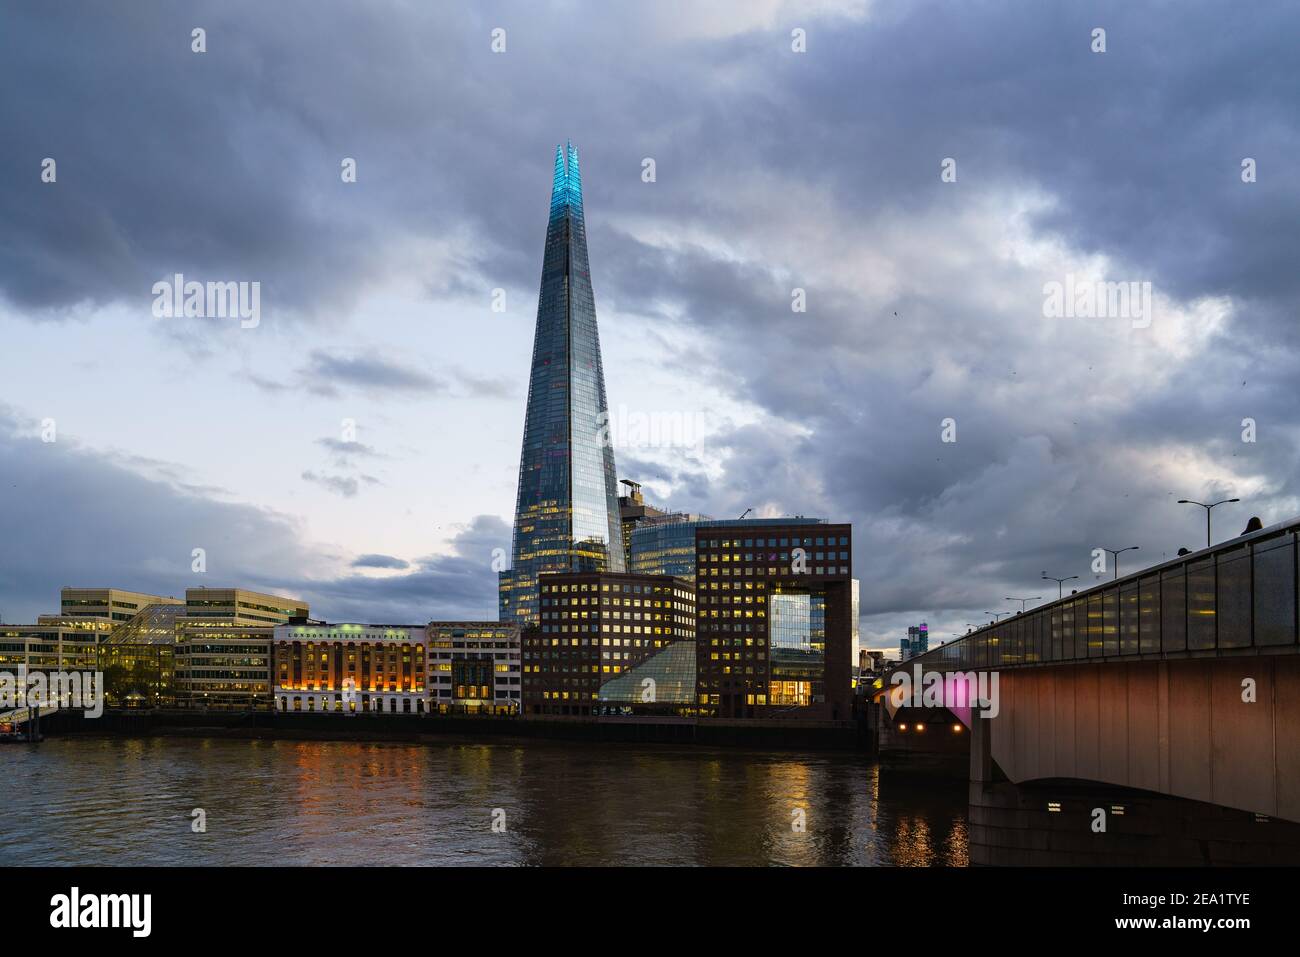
[{"x1": 0, "y1": 737, "x2": 969, "y2": 866}]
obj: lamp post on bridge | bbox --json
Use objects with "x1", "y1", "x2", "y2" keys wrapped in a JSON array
[
  {"x1": 1005, "y1": 596, "x2": 1041, "y2": 614},
  {"x1": 1041, "y1": 573, "x2": 1078, "y2": 599},
  {"x1": 1099, "y1": 546, "x2": 1139, "y2": 581},
  {"x1": 1177, "y1": 498, "x2": 1240, "y2": 548}
]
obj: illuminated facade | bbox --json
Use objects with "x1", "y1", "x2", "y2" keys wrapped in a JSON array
[
  {"x1": 695, "y1": 522, "x2": 853, "y2": 720},
  {"x1": 98, "y1": 603, "x2": 188, "y2": 707},
  {"x1": 273, "y1": 623, "x2": 426, "y2": 714},
  {"x1": 0, "y1": 618, "x2": 109, "y2": 679},
  {"x1": 628, "y1": 513, "x2": 712, "y2": 580},
  {"x1": 500, "y1": 142, "x2": 625, "y2": 626},
  {"x1": 523, "y1": 571, "x2": 695, "y2": 716},
  {"x1": 3, "y1": 585, "x2": 307, "y2": 711},
  {"x1": 175, "y1": 623, "x2": 274, "y2": 710},
  {"x1": 426, "y1": 621, "x2": 521, "y2": 714},
  {"x1": 630, "y1": 515, "x2": 825, "y2": 583}
]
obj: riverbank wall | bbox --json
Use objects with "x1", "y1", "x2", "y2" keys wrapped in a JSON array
[{"x1": 37, "y1": 708, "x2": 865, "y2": 751}]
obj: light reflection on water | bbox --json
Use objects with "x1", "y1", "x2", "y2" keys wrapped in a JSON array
[{"x1": 0, "y1": 737, "x2": 968, "y2": 866}]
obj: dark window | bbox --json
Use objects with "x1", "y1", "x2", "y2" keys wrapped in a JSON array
[
  {"x1": 1161, "y1": 567, "x2": 1186, "y2": 652},
  {"x1": 1253, "y1": 534, "x2": 1296, "y2": 647},
  {"x1": 1217, "y1": 546, "x2": 1251, "y2": 649}
]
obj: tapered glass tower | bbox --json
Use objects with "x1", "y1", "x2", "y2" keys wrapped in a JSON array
[{"x1": 499, "y1": 142, "x2": 625, "y2": 624}]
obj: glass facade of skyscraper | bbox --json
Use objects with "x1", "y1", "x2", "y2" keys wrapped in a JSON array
[{"x1": 500, "y1": 143, "x2": 625, "y2": 625}]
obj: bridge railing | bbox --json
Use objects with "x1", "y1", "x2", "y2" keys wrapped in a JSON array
[{"x1": 898, "y1": 515, "x2": 1300, "y2": 676}]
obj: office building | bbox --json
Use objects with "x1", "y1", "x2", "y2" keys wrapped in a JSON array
[
  {"x1": 183, "y1": 588, "x2": 309, "y2": 625},
  {"x1": 174, "y1": 587, "x2": 306, "y2": 708},
  {"x1": 0, "y1": 617, "x2": 110, "y2": 679},
  {"x1": 57, "y1": 587, "x2": 182, "y2": 623},
  {"x1": 174, "y1": 623, "x2": 275, "y2": 710},
  {"x1": 627, "y1": 511, "x2": 712, "y2": 579},
  {"x1": 523, "y1": 571, "x2": 695, "y2": 716},
  {"x1": 618, "y1": 479, "x2": 669, "y2": 566},
  {"x1": 500, "y1": 142, "x2": 625, "y2": 626},
  {"x1": 900, "y1": 623, "x2": 929, "y2": 660},
  {"x1": 695, "y1": 522, "x2": 853, "y2": 720},
  {"x1": 426, "y1": 621, "x2": 521, "y2": 714},
  {"x1": 630, "y1": 515, "x2": 823, "y2": 582}
]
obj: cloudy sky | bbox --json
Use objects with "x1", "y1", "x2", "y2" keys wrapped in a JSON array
[{"x1": 3, "y1": 1, "x2": 1298, "y2": 653}]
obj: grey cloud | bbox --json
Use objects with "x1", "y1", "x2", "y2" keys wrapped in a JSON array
[
  {"x1": 317, "y1": 437, "x2": 384, "y2": 460},
  {"x1": 302, "y1": 351, "x2": 445, "y2": 397},
  {"x1": 301, "y1": 469, "x2": 381, "y2": 498},
  {"x1": 351, "y1": 553, "x2": 410, "y2": 570}
]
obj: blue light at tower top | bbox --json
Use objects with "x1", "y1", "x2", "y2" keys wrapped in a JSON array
[{"x1": 550, "y1": 141, "x2": 584, "y2": 218}]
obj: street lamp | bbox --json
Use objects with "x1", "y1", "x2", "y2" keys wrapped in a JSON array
[
  {"x1": 1177, "y1": 498, "x2": 1240, "y2": 548},
  {"x1": 985, "y1": 611, "x2": 1009, "y2": 624},
  {"x1": 1006, "y1": 596, "x2": 1041, "y2": 613},
  {"x1": 1099, "y1": 546, "x2": 1140, "y2": 580},
  {"x1": 1042, "y1": 573, "x2": 1078, "y2": 599}
]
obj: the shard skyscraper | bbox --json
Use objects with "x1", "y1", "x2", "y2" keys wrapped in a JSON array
[{"x1": 499, "y1": 142, "x2": 625, "y2": 625}]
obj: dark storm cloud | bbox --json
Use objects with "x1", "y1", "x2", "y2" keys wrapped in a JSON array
[
  {"x1": 5, "y1": 0, "x2": 1300, "y2": 644},
  {"x1": 0, "y1": 409, "x2": 505, "y2": 623}
]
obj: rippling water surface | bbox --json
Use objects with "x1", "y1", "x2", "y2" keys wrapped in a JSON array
[{"x1": 0, "y1": 737, "x2": 968, "y2": 866}]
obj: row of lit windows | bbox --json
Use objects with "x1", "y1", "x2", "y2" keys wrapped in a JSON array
[
  {"x1": 699, "y1": 566, "x2": 849, "y2": 577},
  {"x1": 540, "y1": 582, "x2": 687, "y2": 597},
  {"x1": 702, "y1": 551, "x2": 848, "y2": 562},
  {"x1": 699, "y1": 536, "x2": 848, "y2": 549}
]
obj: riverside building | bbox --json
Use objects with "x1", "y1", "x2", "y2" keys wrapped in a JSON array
[
  {"x1": 273, "y1": 622, "x2": 427, "y2": 714},
  {"x1": 426, "y1": 621, "x2": 522, "y2": 714},
  {"x1": 523, "y1": 571, "x2": 695, "y2": 716},
  {"x1": 695, "y1": 522, "x2": 854, "y2": 721}
]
